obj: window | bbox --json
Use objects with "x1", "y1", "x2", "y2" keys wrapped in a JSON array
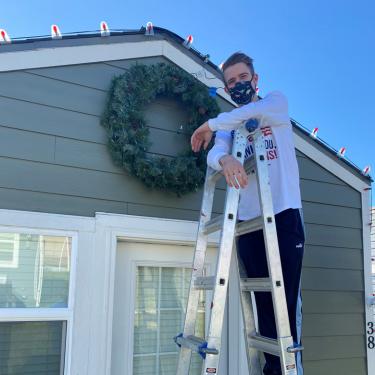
[
  {"x1": 0, "y1": 230, "x2": 74, "y2": 375},
  {"x1": 0, "y1": 321, "x2": 66, "y2": 375},
  {"x1": 0, "y1": 234, "x2": 71, "y2": 309},
  {"x1": 133, "y1": 266, "x2": 205, "y2": 375}
]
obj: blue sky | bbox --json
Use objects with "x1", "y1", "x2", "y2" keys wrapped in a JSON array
[{"x1": 1, "y1": 0, "x2": 374, "y2": 200}]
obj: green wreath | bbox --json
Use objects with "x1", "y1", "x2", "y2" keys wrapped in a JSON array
[{"x1": 101, "y1": 62, "x2": 220, "y2": 195}]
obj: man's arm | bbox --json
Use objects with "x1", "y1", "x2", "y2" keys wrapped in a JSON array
[
  {"x1": 207, "y1": 131, "x2": 248, "y2": 189},
  {"x1": 208, "y1": 91, "x2": 288, "y2": 132},
  {"x1": 207, "y1": 131, "x2": 232, "y2": 171}
]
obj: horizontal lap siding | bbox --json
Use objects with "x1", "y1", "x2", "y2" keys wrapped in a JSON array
[
  {"x1": 0, "y1": 57, "x2": 230, "y2": 218},
  {"x1": 0, "y1": 58, "x2": 367, "y2": 374},
  {"x1": 297, "y1": 152, "x2": 366, "y2": 374}
]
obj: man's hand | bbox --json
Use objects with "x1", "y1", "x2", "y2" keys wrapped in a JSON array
[
  {"x1": 191, "y1": 121, "x2": 213, "y2": 152},
  {"x1": 220, "y1": 155, "x2": 248, "y2": 189}
]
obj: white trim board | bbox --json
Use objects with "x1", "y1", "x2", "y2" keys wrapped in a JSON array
[
  {"x1": 96, "y1": 212, "x2": 220, "y2": 245},
  {"x1": 0, "y1": 36, "x2": 370, "y2": 192},
  {"x1": 0, "y1": 208, "x2": 95, "y2": 232},
  {"x1": 363, "y1": 192, "x2": 375, "y2": 374},
  {"x1": 0, "y1": 39, "x2": 228, "y2": 101},
  {"x1": 293, "y1": 132, "x2": 369, "y2": 192}
]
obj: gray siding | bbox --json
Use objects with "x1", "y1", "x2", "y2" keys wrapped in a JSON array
[
  {"x1": 0, "y1": 56, "x2": 232, "y2": 220},
  {"x1": 297, "y1": 150, "x2": 366, "y2": 374},
  {"x1": 0, "y1": 57, "x2": 367, "y2": 374}
]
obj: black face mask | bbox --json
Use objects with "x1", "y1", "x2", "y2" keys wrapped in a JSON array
[{"x1": 228, "y1": 79, "x2": 256, "y2": 105}]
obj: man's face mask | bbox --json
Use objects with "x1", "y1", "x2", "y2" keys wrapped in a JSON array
[{"x1": 228, "y1": 79, "x2": 256, "y2": 105}]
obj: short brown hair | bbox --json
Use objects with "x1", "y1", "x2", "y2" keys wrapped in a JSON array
[{"x1": 222, "y1": 52, "x2": 255, "y2": 77}]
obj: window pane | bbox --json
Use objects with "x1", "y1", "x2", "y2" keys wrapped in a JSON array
[
  {"x1": 160, "y1": 310, "x2": 181, "y2": 352},
  {"x1": 0, "y1": 233, "x2": 71, "y2": 308},
  {"x1": 0, "y1": 321, "x2": 66, "y2": 375},
  {"x1": 159, "y1": 354, "x2": 177, "y2": 375},
  {"x1": 134, "y1": 311, "x2": 157, "y2": 354},
  {"x1": 160, "y1": 268, "x2": 184, "y2": 309},
  {"x1": 134, "y1": 266, "x2": 205, "y2": 375},
  {"x1": 0, "y1": 250, "x2": 13, "y2": 263},
  {"x1": 136, "y1": 266, "x2": 159, "y2": 311},
  {"x1": 133, "y1": 355, "x2": 156, "y2": 375}
]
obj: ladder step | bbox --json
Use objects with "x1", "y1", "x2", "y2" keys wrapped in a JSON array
[
  {"x1": 241, "y1": 277, "x2": 272, "y2": 292},
  {"x1": 203, "y1": 214, "x2": 223, "y2": 234},
  {"x1": 235, "y1": 216, "x2": 263, "y2": 236},
  {"x1": 174, "y1": 334, "x2": 219, "y2": 358},
  {"x1": 193, "y1": 276, "x2": 216, "y2": 290},
  {"x1": 248, "y1": 334, "x2": 280, "y2": 356}
]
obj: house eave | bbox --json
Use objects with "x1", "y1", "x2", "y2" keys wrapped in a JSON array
[{"x1": 0, "y1": 26, "x2": 371, "y2": 187}]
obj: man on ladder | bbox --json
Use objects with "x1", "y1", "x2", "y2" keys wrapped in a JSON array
[{"x1": 190, "y1": 52, "x2": 305, "y2": 375}]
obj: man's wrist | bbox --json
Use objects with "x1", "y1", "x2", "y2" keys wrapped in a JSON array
[
  {"x1": 207, "y1": 119, "x2": 218, "y2": 132},
  {"x1": 219, "y1": 155, "x2": 231, "y2": 167}
]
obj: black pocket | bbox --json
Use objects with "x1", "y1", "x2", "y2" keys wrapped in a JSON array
[{"x1": 275, "y1": 209, "x2": 305, "y2": 242}]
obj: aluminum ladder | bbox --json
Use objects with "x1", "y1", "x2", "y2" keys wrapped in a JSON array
[{"x1": 174, "y1": 124, "x2": 303, "y2": 375}]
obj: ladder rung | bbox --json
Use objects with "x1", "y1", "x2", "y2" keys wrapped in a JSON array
[
  {"x1": 193, "y1": 276, "x2": 216, "y2": 290},
  {"x1": 287, "y1": 344, "x2": 304, "y2": 353},
  {"x1": 241, "y1": 277, "x2": 272, "y2": 292},
  {"x1": 175, "y1": 334, "x2": 219, "y2": 356},
  {"x1": 235, "y1": 216, "x2": 263, "y2": 236},
  {"x1": 248, "y1": 334, "x2": 280, "y2": 356},
  {"x1": 203, "y1": 214, "x2": 223, "y2": 234}
]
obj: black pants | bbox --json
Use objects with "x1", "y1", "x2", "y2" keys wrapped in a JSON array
[{"x1": 237, "y1": 208, "x2": 305, "y2": 375}]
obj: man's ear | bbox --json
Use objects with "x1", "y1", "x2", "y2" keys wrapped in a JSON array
[
  {"x1": 253, "y1": 73, "x2": 259, "y2": 86},
  {"x1": 224, "y1": 86, "x2": 229, "y2": 94}
]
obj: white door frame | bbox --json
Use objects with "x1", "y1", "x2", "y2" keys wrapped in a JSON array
[
  {"x1": 113, "y1": 241, "x2": 220, "y2": 375},
  {"x1": 93, "y1": 212, "x2": 221, "y2": 375}
]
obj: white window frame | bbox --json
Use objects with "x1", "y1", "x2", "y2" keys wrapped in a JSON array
[{"x1": 0, "y1": 208, "x2": 92, "y2": 375}]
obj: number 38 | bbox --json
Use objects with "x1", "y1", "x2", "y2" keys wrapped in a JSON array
[{"x1": 368, "y1": 322, "x2": 375, "y2": 349}]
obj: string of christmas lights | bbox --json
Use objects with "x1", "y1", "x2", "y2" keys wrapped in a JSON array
[{"x1": 0, "y1": 22, "x2": 371, "y2": 177}]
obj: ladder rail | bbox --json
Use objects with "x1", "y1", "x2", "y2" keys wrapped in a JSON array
[
  {"x1": 176, "y1": 166, "x2": 217, "y2": 375},
  {"x1": 252, "y1": 129, "x2": 296, "y2": 371},
  {"x1": 234, "y1": 248, "x2": 263, "y2": 375},
  {"x1": 202, "y1": 126, "x2": 248, "y2": 374}
]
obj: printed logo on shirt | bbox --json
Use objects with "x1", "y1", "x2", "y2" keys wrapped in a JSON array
[
  {"x1": 261, "y1": 126, "x2": 273, "y2": 136},
  {"x1": 296, "y1": 243, "x2": 303, "y2": 248}
]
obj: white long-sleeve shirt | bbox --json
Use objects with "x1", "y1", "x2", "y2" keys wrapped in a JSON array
[{"x1": 207, "y1": 91, "x2": 302, "y2": 220}]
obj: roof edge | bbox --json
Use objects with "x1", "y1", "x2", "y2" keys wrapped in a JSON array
[{"x1": 0, "y1": 25, "x2": 371, "y2": 183}]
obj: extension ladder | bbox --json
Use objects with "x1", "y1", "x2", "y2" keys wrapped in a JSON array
[{"x1": 174, "y1": 124, "x2": 303, "y2": 375}]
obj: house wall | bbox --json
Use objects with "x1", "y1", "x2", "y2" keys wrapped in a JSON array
[
  {"x1": 0, "y1": 57, "x2": 367, "y2": 374},
  {"x1": 296, "y1": 148, "x2": 366, "y2": 374}
]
